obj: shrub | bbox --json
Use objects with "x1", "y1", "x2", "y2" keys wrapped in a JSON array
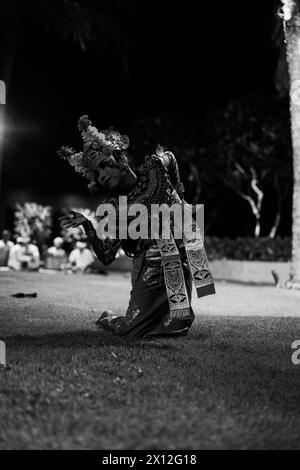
[{"x1": 205, "y1": 237, "x2": 291, "y2": 262}]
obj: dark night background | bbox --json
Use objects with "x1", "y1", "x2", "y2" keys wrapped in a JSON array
[{"x1": 0, "y1": 0, "x2": 291, "y2": 238}]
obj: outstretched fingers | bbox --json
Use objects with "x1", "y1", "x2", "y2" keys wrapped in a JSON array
[{"x1": 59, "y1": 215, "x2": 76, "y2": 229}]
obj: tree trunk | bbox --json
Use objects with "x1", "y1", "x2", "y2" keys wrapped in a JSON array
[
  {"x1": 269, "y1": 184, "x2": 282, "y2": 238},
  {"x1": 269, "y1": 208, "x2": 281, "y2": 238},
  {"x1": 282, "y1": 0, "x2": 300, "y2": 283},
  {"x1": 254, "y1": 212, "x2": 261, "y2": 237}
]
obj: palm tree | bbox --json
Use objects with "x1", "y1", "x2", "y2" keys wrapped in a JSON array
[
  {"x1": 0, "y1": 0, "x2": 129, "y2": 196},
  {"x1": 280, "y1": 0, "x2": 300, "y2": 285}
]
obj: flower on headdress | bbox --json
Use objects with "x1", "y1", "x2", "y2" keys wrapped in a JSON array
[
  {"x1": 70, "y1": 153, "x2": 85, "y2": 173},
  {"x1": 78, "y1": 115, "x2": 92, "y2": 132},
  {"x1": 57, "y1": 146, "x2": 76, "y2": 160},
  {"x1": 102, "y1": 127, "x2": 130, "y2": 151},
  {"x1": 156, "y1": 145, "x2": 165, "y2": 157}
]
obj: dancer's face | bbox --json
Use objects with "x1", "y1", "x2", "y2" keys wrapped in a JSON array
[{"x1": 97, "y1": 166, "x2": 123, "y2": 191}]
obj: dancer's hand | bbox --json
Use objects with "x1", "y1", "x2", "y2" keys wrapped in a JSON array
[{"x1": 59, "y1": 211, "x2": 88, "y2": 229}]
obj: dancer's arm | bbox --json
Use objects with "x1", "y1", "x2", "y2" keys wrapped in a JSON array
[
  {"x1": 157, "y1": 150, "x2": 185, "y2": 199},
  {"x1": 59, "y1": 211, "x2": 121, "y2": 266},
  {"x1": 82, "y1": 219, "x2": 121, "y2": 266}
]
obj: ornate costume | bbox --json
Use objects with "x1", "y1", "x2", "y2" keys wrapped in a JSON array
[{"x1": 59, "y1": 116, "x2": 215, "y2": 338}]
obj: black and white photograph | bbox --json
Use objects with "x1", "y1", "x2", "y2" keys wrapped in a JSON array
[{"x1": 0, "y1": 0, "x2": 300, "y2": 453}]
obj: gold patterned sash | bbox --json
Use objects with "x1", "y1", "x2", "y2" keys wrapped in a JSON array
[{"x1": 157, "y1": 202, "x2": 215, "y2": 319}]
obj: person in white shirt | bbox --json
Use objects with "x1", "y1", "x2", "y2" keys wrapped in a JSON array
[
  {"x1": 8, "y1": 237, "x2": 40, "y2": 271},
  {"x1": 47, "y1": 237, "x2": 66, "y2": 258},
  {"x1": 0, "y1": 230, "x2": 14, "y2": 250},
  {"x1": 46, "y1": 237, "x2": 67, "y2": 270},
  {"x1": 0, "y1": 230, "x2": 14, "y2": 266},
  {"x1": 67, "y1": 241, "x2": 94, "y2": 272}
]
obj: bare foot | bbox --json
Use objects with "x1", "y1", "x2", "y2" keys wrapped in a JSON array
[{"x1": 95, "y1": 310, "x2": 113, "y2": 325}]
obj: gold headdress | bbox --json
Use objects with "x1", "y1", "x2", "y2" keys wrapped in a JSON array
[{"x1": 57, "y1": 115, "x2": 130, "y2": 192}]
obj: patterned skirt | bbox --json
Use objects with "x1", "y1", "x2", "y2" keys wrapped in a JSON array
[{"x1": 98, "y1": 243, "x2": 195, "y2": 339}]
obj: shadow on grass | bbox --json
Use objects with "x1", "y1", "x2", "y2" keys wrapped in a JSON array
[
  {"x1": 2, "y1": 329, "x2": 194, "y2": 351},
  {"x1": 3, "y1": 315, "x2": 299, "y2": 352},
  {"x1": 3, "y1": 323, "x2": 300, "y2": 420}
]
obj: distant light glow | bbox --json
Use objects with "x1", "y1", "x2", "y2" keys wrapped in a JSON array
[{"x1": 0, "y1": 115, "x2": 41, "y2": 144}]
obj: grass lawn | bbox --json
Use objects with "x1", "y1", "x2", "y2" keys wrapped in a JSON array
[{"x1": 1, "y1": 270, "x2": 300, "y2": 449}]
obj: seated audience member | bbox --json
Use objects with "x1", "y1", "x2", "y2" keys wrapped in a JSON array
[
  {"x1": 0, "y1": 230, "x2": 14, "y2": 266},
  {"x1": 47, "y1": 237, "x2": 66, "y2": 257},
  {"x1": 67, "y1": 241, "x2": 94, "y2": 273},
  {"x1": 8, "y1": 237, "x2": 40, "y2": 271},
  {"x1": 46, "y1": 237, "x2": 67, "y2": 270}
]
